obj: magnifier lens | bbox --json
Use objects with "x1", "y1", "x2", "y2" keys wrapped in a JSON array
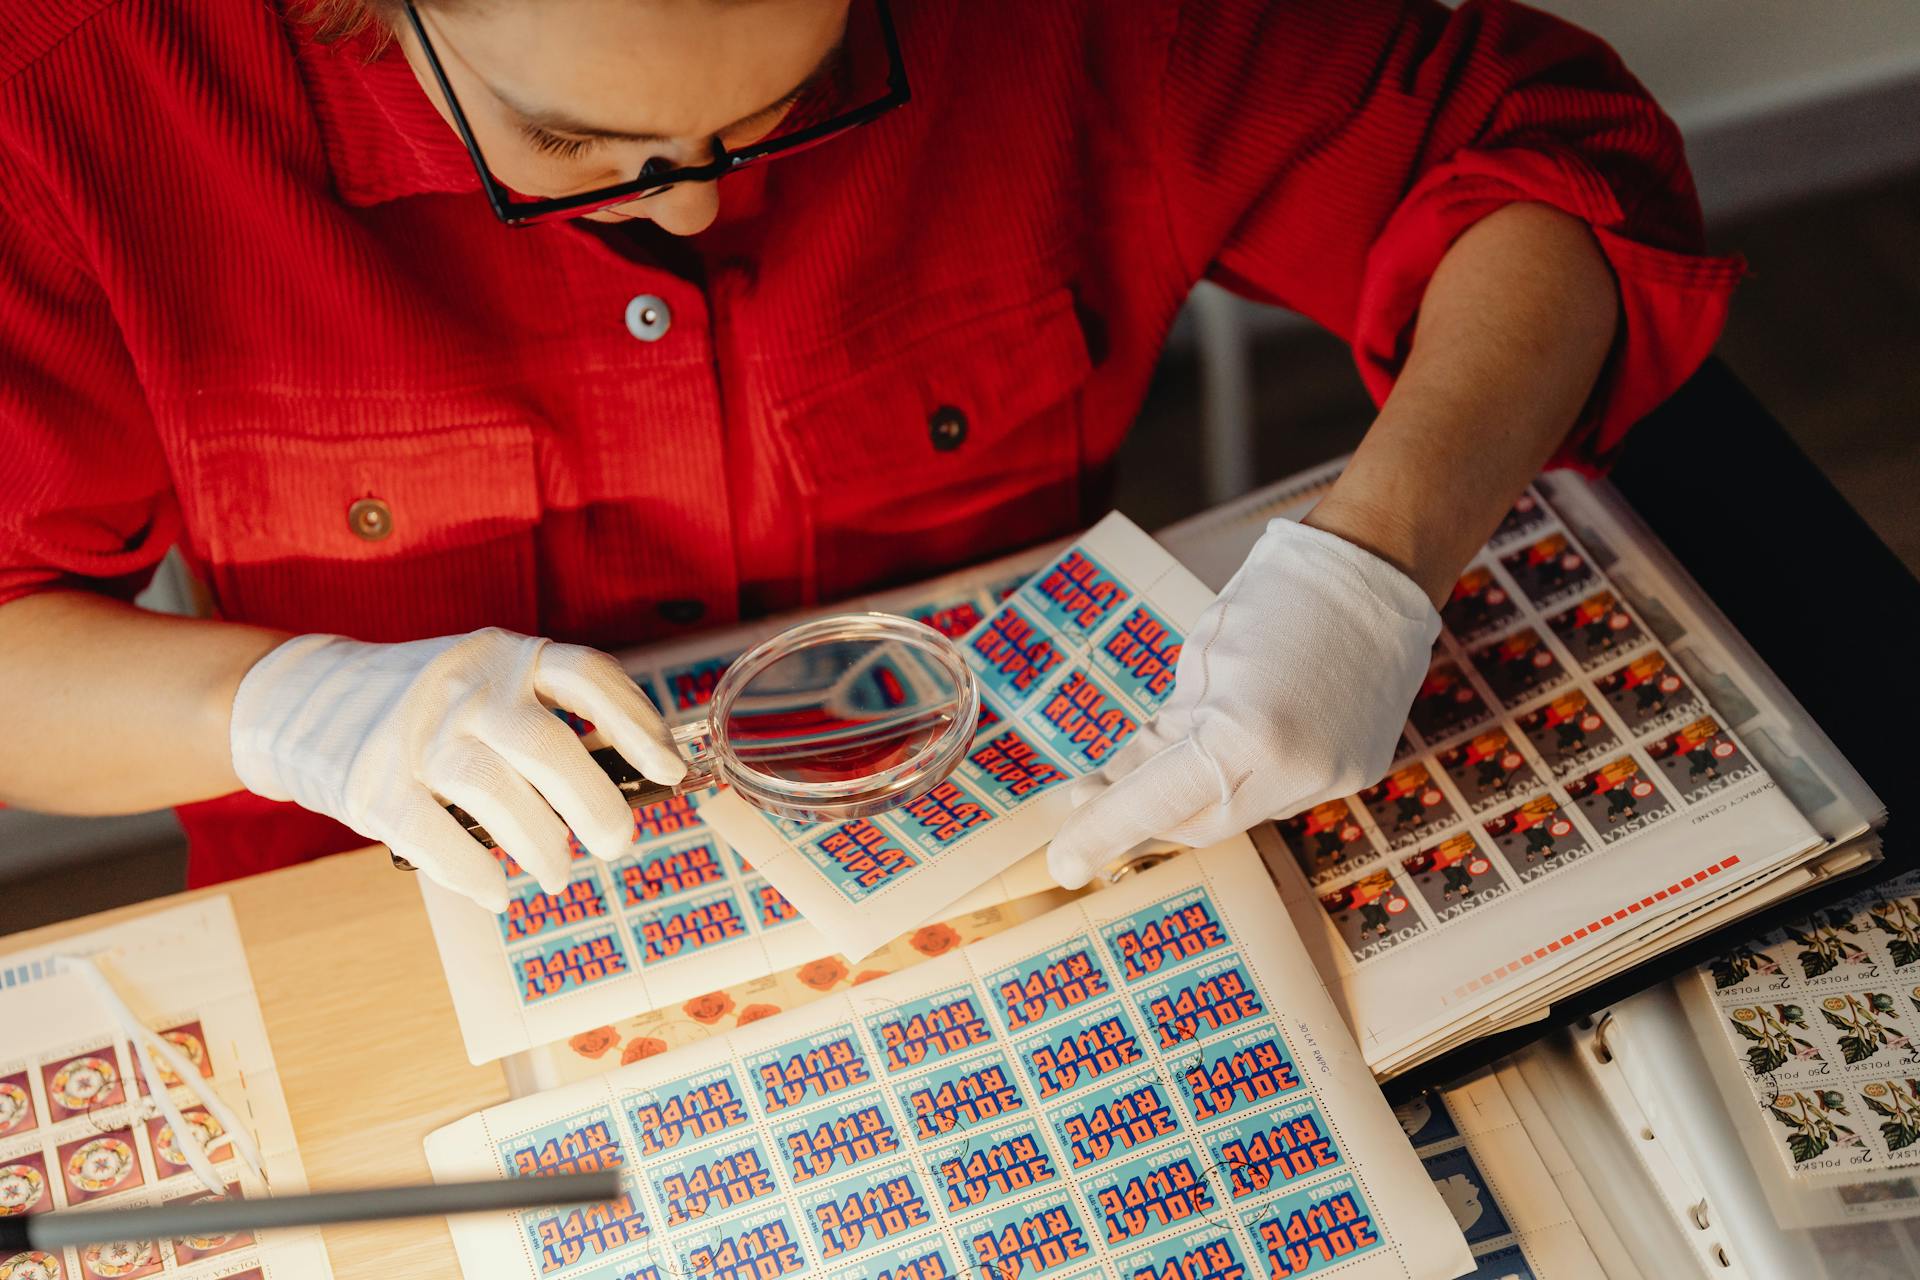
[
  {"x1": 431, "y1": 612, "x2": 979, "y2": 860},
  {"x1": 710, "y1": 614, "x2": 978, "y2": 823}
]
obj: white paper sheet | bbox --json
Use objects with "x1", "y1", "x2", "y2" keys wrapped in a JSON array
[
  {"x1": 426, "y1": 836, "x2": 1474, "y2": 1280},
  {"x1": 704, "y1": 512, "x2": 1215, "y2": 960},
  {"x1": 421, "y1": 543, "x2": 1070, "y2": 1064},
  {"x1": 0, "y1": 898, "x2": 332, "y2": 1280}
]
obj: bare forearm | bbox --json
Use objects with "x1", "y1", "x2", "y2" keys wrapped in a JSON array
[
  {"x1": 1305, "y1": 201, "x2": 1620, "y2": 604},
  {"x1": 0, "y1": 591, "x2": 288, "y2": 814}
]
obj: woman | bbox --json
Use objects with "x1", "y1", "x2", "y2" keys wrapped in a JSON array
[{"x1": 0, "y1": 0, "x2": 1737, "y2": 909}]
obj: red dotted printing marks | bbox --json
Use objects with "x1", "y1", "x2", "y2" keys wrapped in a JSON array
[{"x1": 1452, "y1": 856, "x2": 1742, "y2": 999}]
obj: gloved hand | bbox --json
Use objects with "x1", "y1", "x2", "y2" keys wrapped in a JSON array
[
  {"x1": 1048, "y1": 518, "x2": 1441, "y2": 889},
  {"x1": 229, "y1": 628, "x2": 685, "y2": 910}
]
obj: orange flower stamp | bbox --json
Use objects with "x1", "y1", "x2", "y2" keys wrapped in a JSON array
[
  {"x1": 684, "y1": 992, "x2": 736, "y2": 1024},
  {"x1": 620, "y1": 1037, "x2": 668, "y2": 1065},
  {"x1": 910, "y1": 924, "x2": 961, "y2": 956},
  {"x1": 797, "y1": 958, "x2": 848, "y2": 991},
  {"x1": 568, "y1": 1027, "x2": 619, "y2": 1059}
]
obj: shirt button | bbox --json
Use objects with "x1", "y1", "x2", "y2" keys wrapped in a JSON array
[
  {"x1": 347, "y1": 497, "x2": 393, "y2": 541},
  {"x1": 624, "y1": 295, "x2": 672, "y2": 342},
  {"x1": 658, "y1": 598, "x2": 705, "y2": 625},
  {"x1": 928, "y1": 406, "x2": 968, "y2": 452}
]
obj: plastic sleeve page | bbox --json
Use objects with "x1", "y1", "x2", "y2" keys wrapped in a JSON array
[
  {"x1": 0, "y1": 897, "x2": 332, "y2": 1280},
  {"x1": 1247, "y1": 486, "x2": 1822, "y2": 1074},
  {"x1": 702, "y1": 512, "x2": 1217, "y2": 961},
  {"x1": 1154, "y1": 458, "x2": 1346, "y2": 591},
  {"x1": 1405, "y1": 1072, "x2": 1606, "y2": 1278},
  {"x1": 418, "y1": 542, "x2": 1060, "y2": 1064},
  {"x1": 1536, "y1": 472, "x2": 1883, "y2": 843},
  {"x1": 424, "y1": 835, "x2": 1475, "y2": 1280},
  {"x1": 1163, "y1": 460, "x2": 1879, "y2": 843}
]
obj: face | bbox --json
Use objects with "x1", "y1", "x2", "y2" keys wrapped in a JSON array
[{"x1": 397, "y1": 0, "x2": 852, "y2": 234}]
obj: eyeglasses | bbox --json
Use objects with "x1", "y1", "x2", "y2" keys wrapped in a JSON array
[{"x1": 403, "y1": 0, "x2": 910, "y2": 227}]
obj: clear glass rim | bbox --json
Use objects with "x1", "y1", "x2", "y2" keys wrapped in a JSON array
[{"x1": 708, "y1": 611, "x2": 980, "y2": 822}]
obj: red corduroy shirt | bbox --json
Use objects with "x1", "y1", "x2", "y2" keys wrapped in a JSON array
[{"x1": 0, "y1": 0, "x2": 1741, "y2": 885}]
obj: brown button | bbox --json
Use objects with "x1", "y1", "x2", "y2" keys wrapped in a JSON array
[
  {"x1": 928, "y1": 406, "x2": 968, "y2": 452},
  {"x1": 348, "y1": 497, "x2": 393, "y2": 541}
]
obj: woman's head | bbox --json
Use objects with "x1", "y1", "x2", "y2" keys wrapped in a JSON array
[{"x1": 313, "y1": 0, "x2": 851, "y2": 235}]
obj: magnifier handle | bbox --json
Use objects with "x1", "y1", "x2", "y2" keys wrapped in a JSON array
[
  {"x1": 396, "y1": 731, "x2": 717, "y2": 868},
  {"x1": 444, "y1": 747, "x2": 701, "y2": 852}
]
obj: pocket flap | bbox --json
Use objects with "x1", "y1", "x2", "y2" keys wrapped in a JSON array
[
  {"x1": 779, "y1": 287, "x2": 1094, "y2": 491},
  {"x1": 182, "y1": 422, "x2": 540, "y2": 565}
]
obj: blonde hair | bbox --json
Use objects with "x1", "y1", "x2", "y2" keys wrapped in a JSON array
[{"x1": 297, "y1": 0, "x2": 385, "y2": 42}]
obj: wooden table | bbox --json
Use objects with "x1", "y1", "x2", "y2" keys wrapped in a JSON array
[{"x1": 4, "y1": 846, "x2": 503, "y2": 1278}]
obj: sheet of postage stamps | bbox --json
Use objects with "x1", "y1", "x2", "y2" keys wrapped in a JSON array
[
  {"x1": 1698, "y1": 869, "x2": 1920, "y2": 1179},
  {"x1": 1258, "y1": 487, "x2": 1821, "y2": 1071},
  {"x1": 419, "y1": 543, "x2": 1073, "y2": 1064},
  {"x1": 525, "y1": 884, "x2": 1084, "y2": 1091},
  {"x1": 702, "y1": 513, "x2": 1216, "y2": 963},
  {"x1": 0, "y1": 900, "x2": 332, "y2": 1280},
  {"x1": 426, "y1": 837, "x2": 1473, "y2": 1280}
]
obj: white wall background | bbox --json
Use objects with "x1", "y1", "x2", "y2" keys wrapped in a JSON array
[
  {"x1": 1183, "y1": 0, "x2": 1920, "y2": 359},
  {"x1": 1520, "y1": 0, "x2": 1920, "y2": 217},
  {"x1": 1538, "y1": 0, "x2": 1920, "y2": 131}
]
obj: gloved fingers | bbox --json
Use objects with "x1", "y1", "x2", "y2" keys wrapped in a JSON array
[
  {"x1": 482, "y1": 704, "x2": 637, "y2": 862},
  {"x1": 1066, "y1": 714, "x2": 1180, "y2": 808},
  {"x1": 535, "y1": 643, "x2": 688, "y2": 786},
  {"x1": 423, "y1": 740, "x2": 576, "y2": 895},
  {"x1": 388, "y1": 793, "x2": 513, "y2": 913},
  {"x1": 1047, "y1": 739, "x2": 1219, "y2": 890},
  {"x1": 1158, "y1": 805, "x2": 1258, "y2": 854}
]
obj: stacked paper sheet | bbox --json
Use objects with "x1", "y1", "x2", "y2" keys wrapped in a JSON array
[{"x1": 426, "y1": 839, "x2": 1475, "y2": 1280}]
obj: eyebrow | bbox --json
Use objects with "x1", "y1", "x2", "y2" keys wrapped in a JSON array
[{"x1": 492, "y1": 37, "x2": 845, "y2": 145}]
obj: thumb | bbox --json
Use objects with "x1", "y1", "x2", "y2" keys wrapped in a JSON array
[
  {"x1": 1047, "y1": 739, "x2": 1217, "y2": 890},
  {"x1": 1062, "y1": 716, "x2": 1182, "y2": 810},
  {"x1": 1095, "y1": 712, "x2": 1183, "y2": 786}
]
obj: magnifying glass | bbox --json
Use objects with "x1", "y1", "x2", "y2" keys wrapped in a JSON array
[{"x1": 441, "y1": 613, "x2": 981, "y2": 852}]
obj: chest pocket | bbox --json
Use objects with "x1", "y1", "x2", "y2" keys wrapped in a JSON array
[
  {"x1": 776, "y1": 287, "x2": 1095, "y2": 600},
  {"x1": 177, "y1": 420, "x2": 541, "y2": 641}
]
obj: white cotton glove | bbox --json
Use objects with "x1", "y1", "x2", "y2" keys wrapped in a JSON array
[
  {"x1": 1048, "y1": 518, "x2": 1441, "y2": 889},
  {"x1": 229, "y1": 628, "x2": 685, "y2": 911}
]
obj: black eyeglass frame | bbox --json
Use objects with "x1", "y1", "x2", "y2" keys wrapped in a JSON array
[{"x1": 403, "y1": 0, "x2": 910, "y2": 227}]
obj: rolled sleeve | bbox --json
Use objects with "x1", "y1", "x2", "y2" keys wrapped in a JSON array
[
  {"x1": 0, "y1": 145, "x2": 177, "y2": 607},
  {"x1": 1158, "y1": 0, "x2": 1742, "y2": 469}
]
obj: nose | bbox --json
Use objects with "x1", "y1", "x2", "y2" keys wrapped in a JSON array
[{"x1": 630, "y1": 179, "x2": 721, "y2": 236}]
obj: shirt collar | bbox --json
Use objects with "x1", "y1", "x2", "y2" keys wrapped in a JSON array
[{"x1": 284, "y1": 12, "x2": 481, "y2": 207}]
